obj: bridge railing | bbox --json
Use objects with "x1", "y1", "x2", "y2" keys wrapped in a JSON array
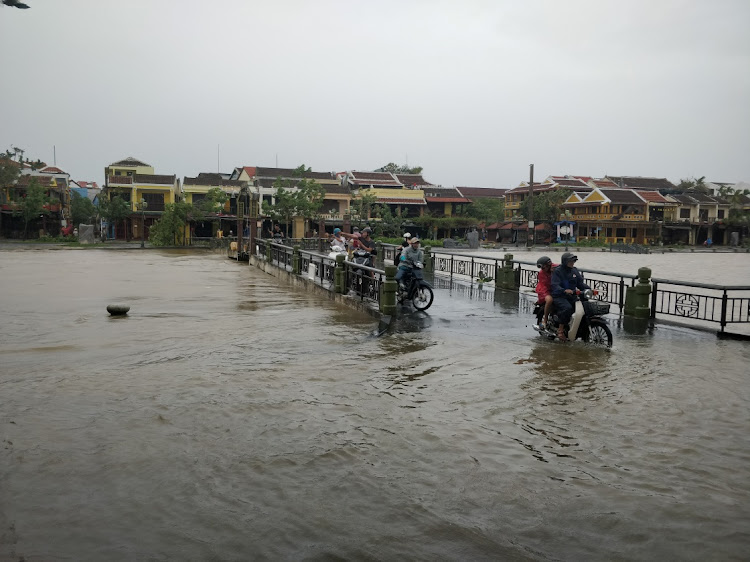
[
  {"x1": 650, "y1": 279, "x2": 750, "y2": 332},
  {"x1": 255, "y1": 238, "x2": 384, "y2": 305}
]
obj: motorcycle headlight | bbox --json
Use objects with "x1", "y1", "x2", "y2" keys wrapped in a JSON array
[{"x1": 582, "y1": 288, "x2": 594, "y2": 299}]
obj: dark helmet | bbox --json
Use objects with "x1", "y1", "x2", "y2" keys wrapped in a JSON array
[
  {"x1": 536, "y1": 256, "x2": 552, "y2": 268},
  {"x1": 362, "y1": 227, "x2": 372, "y2": 235},
  {"x1": 561, "y1": 252, "x2": 578, "y2": 265}
]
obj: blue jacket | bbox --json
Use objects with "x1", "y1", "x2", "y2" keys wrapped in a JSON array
[{"x1": 551, "y1": 264, "x2": 589, "y2": 297}]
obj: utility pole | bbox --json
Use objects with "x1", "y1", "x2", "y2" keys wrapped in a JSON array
[{"x1": 527, "y1": 164, "x2": 534, "y2": 247}]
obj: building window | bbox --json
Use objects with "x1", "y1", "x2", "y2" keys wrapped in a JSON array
[
  {"x1": 616, "y1": 228, "x2": 626, "y2": 238},
  {"x1": 718, "y1": 210, "x2": 725, "y2": 219},
  {"x1": 680, "y1": 209, "x2": 690, "y2": 219},
  {"x1": 114, "y1": 171, "x2": 121, "y2": 176}
]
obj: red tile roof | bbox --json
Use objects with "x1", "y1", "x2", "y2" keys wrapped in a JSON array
[
  {"x1": 637, "y1": 190, "x2": 672, "y2": 203},
  {"x1": 426, "y1": 197, "x2": 470, "y2": 203},
  {"x1": 457, "y1": 187, "x2": 508, "y2": 198},
  {"x1": 39, "y1": 166, "x2": 66, "y2": 174}
]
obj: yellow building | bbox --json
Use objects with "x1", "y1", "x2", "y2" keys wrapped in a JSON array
[{"x1": 103, "y1": 157, "x2": 180, "y2": 240}]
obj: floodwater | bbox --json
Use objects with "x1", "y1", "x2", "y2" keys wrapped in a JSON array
[{"x1": 1, "y1": 248, "x2": 749, "y2": 561}]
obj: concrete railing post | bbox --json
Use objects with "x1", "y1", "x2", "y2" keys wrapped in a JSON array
[
  {"x1": 266, "y1": 240, "x2": 272, "y2": 262},
  {"x1": 292, "y1": 245, "x2": 301, "y2": 274},
  {"x1": 334, "y1": 253, "x2": 346, "y2": 294},
  {"x1": 625, "y1": 266, "x2": 652, "y2": 319},
  {"x1": 496, "y1": 253, "x2": 517, "y2": 290},
  {"x1": 423, "y1": 246, "x2": 432, "y2": 272},
  {"x1": 380, "y1": 265, "x2": 397, "y2": 315}
]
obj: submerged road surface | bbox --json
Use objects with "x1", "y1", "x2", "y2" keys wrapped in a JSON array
[{"x1": 1, "y1": 249, "x2": 748, "y2": 560}]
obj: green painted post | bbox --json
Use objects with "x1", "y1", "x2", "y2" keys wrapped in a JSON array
[
  {"x1": 292, "y1": 245, "x2": 301, "y2": 274},
  {"x1": 423, "y1": 246, "x2": 432, "y2": 272},
  {"x1": 497, "y1": 253, "x2": 516, "y2": 290},
  {"x1": 334, "y1": 253, "x2": 346, "y2": 294},
  {"x1": 380, "y1": 265, "x2": 397, "y2": 315},
  {"x1": 625, "y1": 266, "x2": 652, "y2": 319}
]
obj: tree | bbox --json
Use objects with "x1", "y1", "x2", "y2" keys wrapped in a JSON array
[
  {"x1": 677, "y1": 176, "x2": 708, "y2": 194},
  {"x1": 466, "y1": 197, "x2": 505, "y2": 223},
  {"x1": 375, "y1": 162, "x2": 424, "y2": 175},
  {"x1": 518, "y1": 189, "x2": 568, "y2": 222},
  {"x1": 148, "y1": 201, "x2": 194, "y2": 246},
  {"x1": 70, "y1": 192, "x2": 96, "y2": 227},
  {"x1": 13, "y1": 177, "x2": 48, "y2": 239},
  {"x1": 99, "y1": 195, "x2": 132, "y2": 240},
  {"x1": 371, "y1": 204, "x2": 408, "y2": 237},
  {"x1": 193, "y1": 187, "x2": 228, "y2": 219},
  {"x1": 350, "y1": 191, "x2": 377, "y2": 223},
  {"x1": 265, "y1": 167, "x2": 325, "y2": 237}
]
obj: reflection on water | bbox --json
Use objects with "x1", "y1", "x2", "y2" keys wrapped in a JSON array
[{"x1": 1, "y1": 249, "x2": 749, "y2": 561}]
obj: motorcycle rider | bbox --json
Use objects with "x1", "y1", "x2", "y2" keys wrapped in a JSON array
[
  {"x1": 396, "y1": 237, "x2": 423, "y2": 290},
  {"x1": 535, "y1": 255, "x2": 558, "y2": 329},
  {"x1": 354, "y1": 227, "x2": 376, "y2": 267},
  {"x1": 550, "y1": 252, "x2": 590, "y2": 341}
]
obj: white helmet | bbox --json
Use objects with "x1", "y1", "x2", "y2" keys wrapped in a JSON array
[{"x1": 403, "y1": 232, "x2": 411, "y2": 239}]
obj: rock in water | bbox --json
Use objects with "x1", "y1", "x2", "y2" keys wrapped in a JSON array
[{"x1": 107, "y1": 304, "x2": 130, "y2": 316}]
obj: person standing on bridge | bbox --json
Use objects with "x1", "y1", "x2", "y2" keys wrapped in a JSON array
[{"x1": 550, "y1": 252, "x2": 590, "y2": 341}]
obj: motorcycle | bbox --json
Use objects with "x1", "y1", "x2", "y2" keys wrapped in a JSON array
[
  {"x1": 351, "y1": 248, "x2": 374, "y2": 268},
  {"x1": 533, "y1": 288, "x2": 613, "y2": 347},
  {"x1": 327, "y1": 243, "x2": 348, "y2": 260},
  {"x1": 397, "y1": 262, "x2": 434, "y2": 311}
]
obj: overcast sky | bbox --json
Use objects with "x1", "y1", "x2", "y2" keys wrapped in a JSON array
[{"x1": 2, "y1": 0, "x2": 749, "y2": 189}]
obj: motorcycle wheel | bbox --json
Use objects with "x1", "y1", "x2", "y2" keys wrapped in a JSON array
[
  {"x1": 412, "y1": 285, "x2": 434, "y2": 311},
  {"x1": 584, "y1": 320, "x2": 613, "y2": 348}
]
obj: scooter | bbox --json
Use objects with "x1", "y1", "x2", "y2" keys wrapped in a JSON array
[
  {"x1": 397, "y1": 262, "x2": 434, "y2": 311},
  {"x1": 533, "y1": 289, "x2": 613, "y2": 347}
]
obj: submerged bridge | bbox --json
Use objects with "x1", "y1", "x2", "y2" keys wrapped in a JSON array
[{"x1": 237, "y1": 237, "x2": 750, "y2": 340}]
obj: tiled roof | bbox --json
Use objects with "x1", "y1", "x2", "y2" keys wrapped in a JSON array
[
  {"x1": 350, "y1": 171, "x2": 400, "y2": 182},
  {"x1": 350, "y1": 179, "x2": 402, "y2": 187},
  {"x1": 183, "y1": 175, "x2": 246, "y2": 187},
  {"x1": 606, "y1": 176, "x2": 677, "y2": 191},
  {"x1": 424, "y1": 187, "x2": 464, "y2": 198},
  {"x1": 590, "y1": 179, "x2": 619, "y2": 188},
  {"x1": 395, "y1": 173, "x2": 432, "y2": 186},
  {"x1": 552, "y1": 178, "x2": 589, "y2": 187},
  {"x1": 109, "y1": 156, "x2": 151, "y2": 167},
  {"x1": 671, "y1": 194, "x2": 699, "y2": 205},
  {"x1": 134, "y1": 174, "x2": 176, "y2": 185},
  {"x1": 39, "y1": 166, "x2": 67, "y2": 174},
  {"x1": 254, "y1": 167, "x2": 335, "y2": 181},
  {"x1": 323, "y1": 185, "x2": 351, "y2": 195},
  {"x1": 683, "y1": 191, "x2": 718, "y2": 204},
  {"x1": 637, "y1": 190, "x2": 672, "y2": 204},
  {"x1": 456, "y1": 187, "x2": 508, "y2": 198},
  {"x1": 426, "y1": 197, "x2": 471, "y2": 203},
  {"x1": 599, "y1": 189, "x2": 647, "y2": 205}
]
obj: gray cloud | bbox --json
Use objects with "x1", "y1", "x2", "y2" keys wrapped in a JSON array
[{"x1": 2, "y1": 0, "x2": 748, "y2": 187}]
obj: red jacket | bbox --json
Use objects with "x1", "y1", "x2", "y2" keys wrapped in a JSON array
[{"x1": 535, "y1": 264, "x2": 558, "y2": 300}]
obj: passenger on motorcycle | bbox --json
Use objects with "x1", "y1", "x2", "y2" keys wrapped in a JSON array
[
  {"x1": 330, "y1": 228, "x2": 347, "y2": 252},
  {"x1": 394, "y1": 232, "x2": 411, "y2": 265},
  {"x1": 396, "y1": 237, "x2": 423, "y2": 289},
  {"x1": 535, "y1": 256, "x2": 558, "y2": 329},
  {"x1": 550, "y1": 252, "x2": 590, "y2": 341}
]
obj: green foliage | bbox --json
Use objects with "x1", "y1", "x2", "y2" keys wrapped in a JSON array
[
  {"x1": 99, "y1": 194, "x2": 131, "y2": 224},
  {"x1": 264, "y1": 168, "x2": 325, "y2": 236},
  {"x1": 375, "y1": 163, "x2": 424, "y2": 175},
  {"x1": 350, "y1": 191, "x2": 377, "y2": 222},
  {"x1": 148, "y1": 202, "x2": 192, "y2": 246},
  {"x1": 677, "y1": 176, "x2": 708, "y2": 193},
  {"x1": 518, "y1": 189, "x2": 568, "y2": 222},
  {"x1": 12, "y1": 177, "x2": 49, "y2": 239},
  {"x1": 466, "y1": 197, "x2": 505, "y2": 223},
  {"x1": 370, "y1": 204, "x2": 408, "y2": 237},
  {"x1": 70, "y1": 192, "x2": 96, "y2": 226},
  {"x1": 0, "y1": 155, "x2": 20, "y2": 191},
  {"x1": 573, "y1": 238, "x2": 606, "y2": 247},
  {"x1": 193, "y1": 187, "x2": 228, "y2": 219}
]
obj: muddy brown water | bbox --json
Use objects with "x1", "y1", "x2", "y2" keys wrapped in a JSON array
[{"x1": 1, "y1": 248, "x2": 748, "y2": 560}]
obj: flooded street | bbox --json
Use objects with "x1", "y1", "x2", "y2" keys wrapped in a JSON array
[{"x1": 1, "y1": 249, "x2": 749, "y2": 560}]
